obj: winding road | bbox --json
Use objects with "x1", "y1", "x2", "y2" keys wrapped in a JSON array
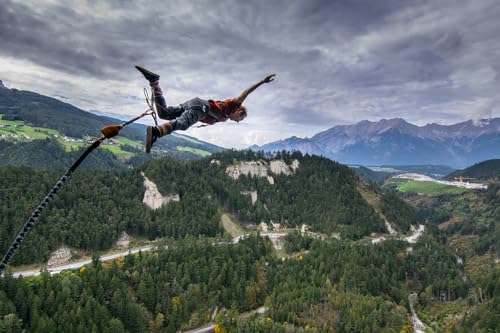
[
  {"x1": 409, "y1": 293, "x2": 426, "y2": 333},
  {"x1": 182, "y1": 324, "x2": 216, "y2": 333},
  {"x1": 11, "y1": 245, "x2": 154, "y2": 278},
  {"x1": 11, "y1": 223, "x2": 426, "y2": 278}
]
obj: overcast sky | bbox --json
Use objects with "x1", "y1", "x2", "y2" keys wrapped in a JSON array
[{"x1": 1, "y1": 0, "x2": 499, "y2": 148}]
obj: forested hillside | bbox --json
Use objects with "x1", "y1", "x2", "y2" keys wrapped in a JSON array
[
  {"x1": 0, "y1": 139, "x2": 128, "y2": 170},
  {"x1": 0, "y1": 236, "x2": 272, "y2": 332},
  {"x1": 445, "y1": 159, "x2": 500, "y2": 181},
  {"x1": 146, "y1": 150, "x2": 386, "y2": 239},
  {"x1": 0, "y1": 165, "x2": 221, "y2": 264},
  {"x1": 0, "y1": 151, "x2": 390, "y2": 265},
  {"x1": 415, "y1": 183, "x2": 499, "y2": 262},
  {"x1": 0, "y1": 233, "x2": 479, "y2": 332},
  {"x1": 0, "y1": 88, "x2": 129, "y2": 139},
  {"x1": 351, "y1": 165, "x2": 395, "y2": 183},
  {"x1": 1, "y1": 150, "x2": 498, "y2": 332},
  {"x1": 397, "y1": 180, "x2": 500, "y2": 331}
]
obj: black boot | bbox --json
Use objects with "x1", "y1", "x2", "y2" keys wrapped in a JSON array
[
  {"x1": 135, "y1": 65, "x2": 160, "y2": 83},
  {"x1": 145, "y1": 126, "x2": 159, "y2": 153}
]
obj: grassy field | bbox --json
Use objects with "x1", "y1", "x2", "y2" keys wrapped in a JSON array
[
  {"x1": 176, "y1": 146, "x2": 211, "y2": 157},
  {"x1": 101, "y1": 144, "x2": 135, "y2": 159},
  {"x1": 0, "y1": 118, "x2": 61, "y2": 139},
  {"x1": 1, "y1": 117, "x2": 142, "y2": 159},
  {"x1": 115, "y1": 136, "x2": 142, "y2": 149},
  {"x1": 59, "y1": 140, "x2": 85, "y2": 151},
  {"x1": 389, "y1": 178, "x2": 467, "y2": 195}
]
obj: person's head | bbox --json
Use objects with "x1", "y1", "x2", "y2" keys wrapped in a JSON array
[{"x1": 229, "y1": 105, "x2": 247, "y2": 123}]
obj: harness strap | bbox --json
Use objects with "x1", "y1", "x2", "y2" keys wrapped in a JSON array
[{"x1": 205, "y1": 105, "x2": 227, "y2": 121}]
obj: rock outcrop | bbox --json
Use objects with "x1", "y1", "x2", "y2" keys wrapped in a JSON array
[
  {"x1": 259, "y1": 222, "x2": 269, "y2": 232},
  {"x1": 47, "y1": 245, "x2": 73, "y2": 267},
  {"x1": 241, "y1": 191, "x2": 258, "y2": 205},
  {"x1": 226, "y1": 159, "x2": 300, "y2": 184},
  {"x1": 142, "y1": 172, "x2": 180, "y2": 210},
  {"x1": 226, "y1": 160, "x2": 269, "y2": 179},
  {"x1": 115, "y1": 231, "x2": 131, "y2": 248}
]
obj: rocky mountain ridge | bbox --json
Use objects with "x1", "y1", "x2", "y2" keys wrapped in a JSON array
[{"x1": 252, "y1": 118, "x2": 500, "y2": 168}]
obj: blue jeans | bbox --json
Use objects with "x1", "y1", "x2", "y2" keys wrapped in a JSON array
[{"x1": 157, "y1": 97, "x2": 209, "y2": 131}]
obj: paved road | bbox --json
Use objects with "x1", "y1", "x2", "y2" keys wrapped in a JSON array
[
  {"x1": 232, "y1": 232, "x2": 287, "y2": 244},
  {"x1": 13, "y1": 225, "x2": 425, "y2": 277},
  {"x1": 12, "y1": 245, "x2": 154, "y2": 278},
  {"x1": 372, "y1": 224, "x2": 425, "y2": 245},
  {"x1": 404, "y1": 225, "x2": 425, "y2": 244},
  {"x1": 182, "y1": 307, "x2": 267, "y2": 333},
  {"x1": 409, "y1": 293, "x2": 426, "y2": 333},
  {"x1": 183, "y1": 306, "x2": 267, "y2": 332},
  {"x1": 11, "y1": 231, "x2": 290, "y2": 277},
  {"x1": 182, "y1": 323, "x2": 215, "y2": 333}
]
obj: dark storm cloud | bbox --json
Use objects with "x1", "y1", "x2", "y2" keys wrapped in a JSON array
[
  {"x1": 1, "y1": 0, "x2": 500, "y2": 138},
  {"x1": 0, "y1": 0, "x2": 401, "y2": 79},
  {"x1": 0, "y1": 1, "x2": 105, "y2": 76}
]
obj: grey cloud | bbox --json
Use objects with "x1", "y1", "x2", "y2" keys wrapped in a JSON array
[
  {"x1": 1, "y1": 0, "x2": 500, "y2": 141},
  {"x1": 0, "y1": 2, "x2": 100, "y2": 76}
]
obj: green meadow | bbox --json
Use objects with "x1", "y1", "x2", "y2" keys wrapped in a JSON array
[
  {"x1": 390, "y1": 178, "x2": 467, "y2": 195},
  {"x1": 1, "y1": 117, "x2": 141, "y2": 158},
  {"x1": 176, "y1": 146, "x2": 211, "y2": 157}
]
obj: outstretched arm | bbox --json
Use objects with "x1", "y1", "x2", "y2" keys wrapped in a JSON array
[{"x1": 234, "y1": 74, "x2": 275, "y2": 105}]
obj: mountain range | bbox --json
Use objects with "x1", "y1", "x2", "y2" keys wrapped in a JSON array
[{"x1": 252, "y1": 118, "x2": 500, "y2": 168}]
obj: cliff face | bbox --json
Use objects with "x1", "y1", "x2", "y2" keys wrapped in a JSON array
[
  {"x1": 142, "y1": 172, "x2": 180, "y2": 210},
  {"x1": 225, "y1": 159, "x2": 300, "y2": 184},
  {"x1": 47, "y1": 245, "x2": 73, "y2": 267}
]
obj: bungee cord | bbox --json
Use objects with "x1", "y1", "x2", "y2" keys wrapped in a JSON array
[{"x1": 0, "y1": 88, "x2": 158, "y2": 275}]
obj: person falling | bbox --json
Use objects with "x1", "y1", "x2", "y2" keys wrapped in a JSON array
[{"x1": 135, "y1": 66, "x2": 276, "y2": 153}]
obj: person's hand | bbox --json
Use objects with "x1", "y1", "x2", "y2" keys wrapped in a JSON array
[{"x1": 263, "y1": 74, "x2": 276, "y2": 83}]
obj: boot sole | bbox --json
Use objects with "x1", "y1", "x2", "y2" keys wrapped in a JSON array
[{"x1": 135, "y1": 65, "x2": 160, "y2": 82}]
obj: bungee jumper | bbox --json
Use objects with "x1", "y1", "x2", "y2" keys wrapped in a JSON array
[
  {"x1": 0, "y1": 66, "x2": 276, "y2": 275},
  {"x1": 135, "y1": 65, "x2": 276, "y2": 153}
]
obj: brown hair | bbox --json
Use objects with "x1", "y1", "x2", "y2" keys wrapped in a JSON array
[{"x1": 238, "y1": 105, "x2": 247, "y2": 118}]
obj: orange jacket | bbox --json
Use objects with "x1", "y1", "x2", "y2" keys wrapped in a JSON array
[{"x1": 202, "y1": 98, "x2": 241, "y2": 124}]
